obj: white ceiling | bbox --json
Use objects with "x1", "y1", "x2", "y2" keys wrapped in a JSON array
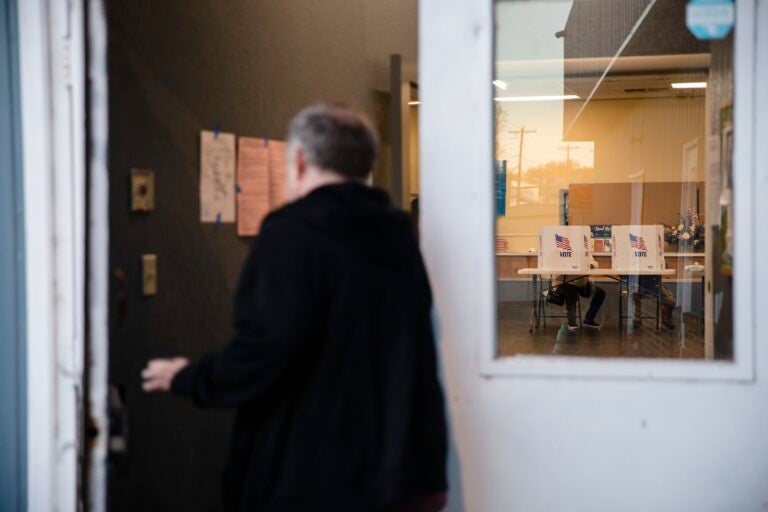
[{"x1": 496, "y1": 53, "x2": 711, "y2": 100}]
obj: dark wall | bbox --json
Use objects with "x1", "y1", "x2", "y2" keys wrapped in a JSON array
[{"x1": 105, "y1": 2, "x2": 415, "y2": 510}]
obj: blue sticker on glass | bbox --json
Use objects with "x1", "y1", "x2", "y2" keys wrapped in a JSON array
[{"x1": 686, "y1": 0, "x2": 734, "y2": 40}]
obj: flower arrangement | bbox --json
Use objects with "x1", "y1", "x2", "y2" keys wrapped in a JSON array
[{"x1": 665, "y1": 211, "x2": 705, "y2": 250}]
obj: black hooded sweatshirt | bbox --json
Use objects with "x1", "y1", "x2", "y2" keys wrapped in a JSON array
[{"x1": 171, "y1": 182, "x2": 448, "y2": 512}]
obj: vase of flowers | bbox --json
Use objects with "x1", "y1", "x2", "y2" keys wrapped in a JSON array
[{"x1": 665, "y1": 211, "x2": 705, "y2": 252}]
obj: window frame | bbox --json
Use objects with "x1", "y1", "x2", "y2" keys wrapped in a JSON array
[{"x1": 483, "y1": 0, "x2": 757, "y2": 382}]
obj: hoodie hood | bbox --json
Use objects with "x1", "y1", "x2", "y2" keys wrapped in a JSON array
[{"x1": 273, "y1": 182, "x2": 417, "y2": 268}]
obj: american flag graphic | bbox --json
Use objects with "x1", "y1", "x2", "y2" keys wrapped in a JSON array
[
  {"x1": 555, "y1": 234, "x2": 572, "y2": 251},
  {"x1": 629, "y1": 234, "x2": 647, "y2": 251}
]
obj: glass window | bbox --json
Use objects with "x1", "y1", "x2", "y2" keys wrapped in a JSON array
[{"x1": 494, "y1": 0, "x2": 734, "y2": 360}]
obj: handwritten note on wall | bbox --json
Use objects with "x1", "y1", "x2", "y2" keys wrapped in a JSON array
[
  {"x1": 235, "y1": 138, "x2": 290, "y2": 236},
  {"x1": 267, "y1": 140, "x2": 287, "y2": 211},
  {"x1": 236, "y1": 138, "x2": 271, "y2": 236},
  {"x1": 200, "y1": 130, "x2": 236, "y2": 223}
]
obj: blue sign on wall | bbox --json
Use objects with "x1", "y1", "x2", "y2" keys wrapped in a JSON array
[
  {"x1": 590, "y1": 225, "x2": 612, "y2": 239},
  {"x1": 495, "y1": 160, "x2": 507, "y2": 217},
  {"x1": 686, "y1": 0, "x2": 734, "y2": 40}
]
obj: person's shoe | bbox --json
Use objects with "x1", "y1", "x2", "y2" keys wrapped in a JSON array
[
  {"x1": 583, "y1": 319, "x2": 602, "y2": 330},
  {"x1": 567, "y1": 323, "x2": 579, "y2": 333},
  {"x1": 662, "y1": 320, "x2": 675, "y2": 330}
]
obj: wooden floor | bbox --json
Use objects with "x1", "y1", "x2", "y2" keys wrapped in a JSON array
[{"x1": 498, "y1": 301, "x2": 707, "y2": 359}]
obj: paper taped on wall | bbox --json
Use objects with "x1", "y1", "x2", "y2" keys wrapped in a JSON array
[
  {"x1": 237, "y1": 137, "x2": 271, "y2": 236},
  {"x1": 268, "y1": 139, "x2": 287, "y2": 210},
  {"x1": 200, "y1": 130, "x2": 236, "y2": 223}
]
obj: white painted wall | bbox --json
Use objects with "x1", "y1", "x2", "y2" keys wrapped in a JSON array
[{"x1": 420, "y1": 0, "x2": 768, "y2": 510}]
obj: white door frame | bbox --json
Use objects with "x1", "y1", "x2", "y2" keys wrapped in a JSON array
[
  {"x1": 85, "y1": 0, "x2": 110, "y2": 510},
  {"x1": 18, "y1": 0, "x2": 88, "y2": 510}
]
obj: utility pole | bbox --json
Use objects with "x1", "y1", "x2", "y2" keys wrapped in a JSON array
[
  {"x1": 510, "y1": 126, "x2": 536, "y2": 205},
  {"x1": 559, "y1": 144, "x2": 579, "y2": 171}
]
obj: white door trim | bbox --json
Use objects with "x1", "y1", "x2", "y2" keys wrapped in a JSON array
[
  {"x1": 85, "y1": 0, "x2": 110, "y2": 510},
  {"x1": 18, "y1": 0, "x2": 56, "y2": 508},
  {"x1": 19, "y1": 0, "x2": 87, "y2": 510}
]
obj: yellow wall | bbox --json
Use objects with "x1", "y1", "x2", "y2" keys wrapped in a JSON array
[
  {"x1": 570, "y1": 96, "x2": 706, "y2": 183},
  {"x1": 498, "y1": 95, "x2": 707, "y2": 252}
]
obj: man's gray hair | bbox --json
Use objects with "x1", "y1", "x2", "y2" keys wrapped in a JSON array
[{"x1": 287, "y1": 103, "x2": 379, "y2": 180}]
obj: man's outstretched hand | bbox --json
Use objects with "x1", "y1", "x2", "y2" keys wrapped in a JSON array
[{"x1": 142, "y1": 357, "x2": 189, "y2": 392}]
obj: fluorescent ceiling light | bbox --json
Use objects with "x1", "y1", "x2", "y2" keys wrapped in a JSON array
[
  {"x1": 492, "y1": 80, "x2": 508, "y2": 90},
  {"x1": 671, "y1": 82, "x2": 707, "y2": 89},
  {"x1": 494, "y1": 94, "x2": 579, "y2": 102},
  {"x1": 408, "y1": 101, "x2": 421, "y2": 106}
]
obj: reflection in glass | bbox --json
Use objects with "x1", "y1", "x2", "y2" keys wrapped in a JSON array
[{"x1": 494, "y1": 0, "x2": 734, "y2": 360}]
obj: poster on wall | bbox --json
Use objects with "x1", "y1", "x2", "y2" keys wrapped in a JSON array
[
  {"x1": 233, "y1": 138, "x2": 290, "y2": 236},
  {"x1": 268, "y1": 140, "x2": 288, "y2": 210},
  {"x1": 494, "y1": 160, "x2": 507, "y2": 216},
  {"x1": 200, "y1": 130, "x2": 236, "y2": 223},
  {"x1": 236, "y1": 137, "x2": 271, "y2": 236}
]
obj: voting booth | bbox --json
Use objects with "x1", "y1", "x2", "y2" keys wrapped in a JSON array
[
  {"x1": 611, "y1": 225, "x2": 665, "y2": 270},
  {"x1": 538, "y1": 226, "x2": 591, "y2": 271}
]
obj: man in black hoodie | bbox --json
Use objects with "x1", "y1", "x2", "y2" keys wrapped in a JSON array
[{"x1": 141, "y1": 104, "x2": 448, "y2": 512}]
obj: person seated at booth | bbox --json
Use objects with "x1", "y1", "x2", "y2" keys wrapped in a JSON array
[
  {"x1": 553, "y1": 268, "x2": 606, "y2": 332},
  {"x1": 633, "y1": 276, "x2": 676, "y2": 330}
]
